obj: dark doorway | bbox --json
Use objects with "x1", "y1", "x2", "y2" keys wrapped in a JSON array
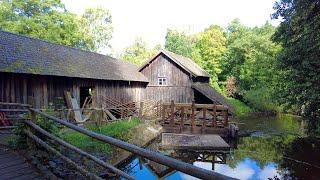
[
  {"x1": 80, "y1": 86, "x2": 94, "y2": 107},
  {"x1": 194, "y1": 89, "x2": 213, "y2": 104}
]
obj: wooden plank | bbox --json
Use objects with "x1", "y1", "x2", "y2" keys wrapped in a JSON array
[
  {"x1": 105, "y1": 110, "x2": 116, "y2": 120},
  {"x1": 161, "y1": 133, "x2": 230, "y2": 150},
  {"x1": 30, "y1": 108, "x2": 233, "y2": 180}
]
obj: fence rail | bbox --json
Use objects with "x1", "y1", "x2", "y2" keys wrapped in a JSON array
[
  {"x1": 161, "y1": 101, "x2": 229, "y2": 131},
  {"x1": 0, "y1": 102, "x2": 233, "y2": 180}
]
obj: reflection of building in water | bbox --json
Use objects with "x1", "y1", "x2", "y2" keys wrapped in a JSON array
[{"x1": 135, "y1": 151, "x2": 229, "y2": 179}]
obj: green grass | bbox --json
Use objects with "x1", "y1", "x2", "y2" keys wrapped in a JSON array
[
  {"x1": 60, "y1": 118, "x2": 141, "y2": 154},
  {"x1": 227, "y1": 98, "x2": 253, "y2": 117}
]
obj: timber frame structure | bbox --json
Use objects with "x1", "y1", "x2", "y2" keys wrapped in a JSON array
[{"x1": 139, "y1": 49, "x2": 234, "y2": 113}]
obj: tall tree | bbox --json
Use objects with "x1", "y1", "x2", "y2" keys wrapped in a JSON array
[
  {"x1": 272, "y1": 0, "x2": 320, "y2": 133},
  {"x1": 164, "y1": 29, "x2": 196, "y2": 59},
  {"x1": 195, "y1": 25, "x2": 227, "y2": 90},
  {"x1": 0, "y1": 0, "x2": 94, "y2": 50},
  {"x1": 121, "y1": 38, "x2": 160, "y2": 66},
  {"x1": 82, "y1": 7, "x2": 113, "y2": 53}
]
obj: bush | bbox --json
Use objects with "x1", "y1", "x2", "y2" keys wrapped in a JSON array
[
  {"x1": 243, "y1": 87, "x2": 279, "y2": 112},
  {"x1": 227, "y1": 98, "x2": 253, "y2": 117}
]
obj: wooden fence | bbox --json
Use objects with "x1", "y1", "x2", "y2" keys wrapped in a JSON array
[
  {"x1": 0, "y1": 102, "x2": 233, "y2": 180},
  {"x1": 161, "y1": 101, "x2": 229, "y2": 131}
]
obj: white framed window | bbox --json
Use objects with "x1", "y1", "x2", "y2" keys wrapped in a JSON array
[{"x1": 158, "y1": 77, "x2": 167, "y2": 86}]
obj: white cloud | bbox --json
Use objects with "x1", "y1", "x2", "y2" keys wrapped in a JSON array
[
  {"x1": 259, "y1": 165, "x2": 280, "y2": 180},
  {"x1": 62, "y1": 0, "x2": 279, "y2": 54}
]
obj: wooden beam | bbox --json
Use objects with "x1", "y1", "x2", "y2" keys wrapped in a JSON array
[
  {"x1": 29, "y1": 108, "x2": 233, "y2": 180},
  {"x1": 24, "y1": 121, "x2": 133, "y2": 180},
  {"x1": 24, "y1": 130, "x2": 102, "y2": 180},
  {"x1": 170, "y1": 100, "x2": 174, "y2": 126}
]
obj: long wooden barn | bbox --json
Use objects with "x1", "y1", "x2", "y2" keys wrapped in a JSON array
[
  {"x1": 0, "y1": 31, "x2": 148, "y2": 108},
  {"x1": 139, "y1": 50, "x2": 234, "y2": 113}
]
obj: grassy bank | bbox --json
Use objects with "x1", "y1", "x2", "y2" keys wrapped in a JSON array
[
  {"x1": 60, "y1": 118, "x2": 141, "y2": 154},
  {"x1": 227, "y1": 98, "x2": 253, "y2": 117}
]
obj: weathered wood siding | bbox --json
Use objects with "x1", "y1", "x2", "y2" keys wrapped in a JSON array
[
  {"x1": 0, "y1": 72, "x2": 146, "y2": 108},
  {"x1": 140, "y1": 54, "x2": 194, "y2": 103}
]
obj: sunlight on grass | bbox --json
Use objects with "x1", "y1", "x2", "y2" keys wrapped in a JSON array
[{"x1": 60, "y1": 118, "x2": 141, "y2": 154}]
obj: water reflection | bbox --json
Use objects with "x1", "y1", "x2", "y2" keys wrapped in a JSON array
[{"x1": 120, "y1": 114, "x2": 320, "y2": 180}]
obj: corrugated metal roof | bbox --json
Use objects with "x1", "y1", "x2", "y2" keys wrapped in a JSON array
[{"x1": 0, "y1": 31, "x2": 148, "y2": 82}]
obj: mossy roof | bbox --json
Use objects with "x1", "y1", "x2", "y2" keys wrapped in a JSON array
[
  {"x1": 139, "y1": 49, "x2": 211, "y2": 78},
  {"x1": 0, "y1": 31, "x2": 148, "y2": 82}
]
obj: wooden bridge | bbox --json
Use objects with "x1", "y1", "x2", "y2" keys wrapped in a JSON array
[
  {"x1": 0, "y1": 102, "x2": 234, "y2": 180},
  {"x1": 160, "y1": 101, "x2": 232, "y2": 136}
]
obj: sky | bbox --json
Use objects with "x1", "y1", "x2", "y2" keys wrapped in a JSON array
[{"x1": 62, "y1": 0, "x2": 279, "y2": 54}]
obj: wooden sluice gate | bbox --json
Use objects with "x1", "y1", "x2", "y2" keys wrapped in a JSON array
[
  {"x1": 159, "y1": 101, "x2": 237, "y2": 151},
  {"x1": 160, "y1": 101, "x2": 236, "y2": 137}
]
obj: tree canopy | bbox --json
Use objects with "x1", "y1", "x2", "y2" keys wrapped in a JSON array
[
  {"x1": 121, "y1": 38, "x2": 160, "y2": 66},
  {"x1": 0, "y1": 0, "x2": 113, "y2": 52},
  {"x1": 272, "y1": 0, "x2": 320, "y2": 133}
]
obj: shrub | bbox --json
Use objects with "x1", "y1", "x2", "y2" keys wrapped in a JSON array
[
  {"x1": 227, "y1": 98, "x2": 253, "y2": 117},
  {"x1": 244, "y1": 87, "x2": 279, "y2": 112}
]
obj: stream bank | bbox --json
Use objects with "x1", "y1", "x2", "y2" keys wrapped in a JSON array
[{"x1": 118, "y1": 114, "x2": 320, "y2": 180}]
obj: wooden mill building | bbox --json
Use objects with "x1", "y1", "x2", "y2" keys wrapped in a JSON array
[
  {"x1": 0, "y1": 31, "x2": 233, "y2": 112},
  {"x1": 139, "y1": 50, "x2": 233, "y2": 112},
  {"x1": 0, "y1": 31, "x2": 148, "y2": 108}
]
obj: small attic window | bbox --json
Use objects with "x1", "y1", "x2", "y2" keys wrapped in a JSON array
[{"x1": 158, "y1": 77, "x2": 167, "y2": 86}]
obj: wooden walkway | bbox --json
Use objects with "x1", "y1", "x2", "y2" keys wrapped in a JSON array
[
  {"x1": 0, "y1": 145, "x2": 42, "y2": 180},
  {"x1": 161, "y1": 133, "x2": 230, "y2": 151}
]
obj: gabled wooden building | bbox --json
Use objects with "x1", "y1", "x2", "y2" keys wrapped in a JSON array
[
  {"x1": 139, "y1": 50, "x2": 234, "y2": 112},
  {"x1": 0, "y1": 31, "x2": 148, "y2": 108}
]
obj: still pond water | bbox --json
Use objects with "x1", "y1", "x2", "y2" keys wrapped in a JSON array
[{"x1": 120, "y1": 114, "x2": 320, "y2": 180}]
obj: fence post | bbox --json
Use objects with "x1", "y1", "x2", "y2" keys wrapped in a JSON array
[
  {"x1": 191, "y1": 101, "x2": 195, "y2": 130},
  {"x1": 161, "y1": 104, "x2": 166, "y2": 123},
  {"x1": 139, "y1": 101, "x2": 144, "y2": 119},
  {"x1": 212, "y1": 105, "x2": 216, "y2": 127},
  {"x1": 202, "y1": 108, "x2": 206, "y2": 132},
  {"x1": 170, "y1": 100, "x2": 175, "y2": 126},
  {"x1": 180, "y1": 107, "x2": 184, "y2": 132},
  {"x1": 224, "y1": 109, "x2": 229, "y2": 127},
  {"x1": 27, "y1": 108, "x2": 37, "y2": 149}
]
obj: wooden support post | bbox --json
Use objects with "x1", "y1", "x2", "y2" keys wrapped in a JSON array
[
  {"x1": 27, "y1": 108, "x2": 36, "y2": 149},
  {"x1": 224, "y1": 109, "x2": 229, "y2": 127},
  {"x1": 161, "y1": 104, "x2": 166, "y2": 123},
  {"x1": 212, "y1": 105, "x2": 217, "y2": 127},
  {"x1": 28, "y1": 108, "x2": 233, "y2": 180},
  {"x1": 170, "y1": 100, "x2": 175, "y2": 126},
  {"x1": 202, "y1": 108, "x2": 206, "y2": 132},
  {"x1": 139, "y1": 101, "x2": 144, "y2": 119},
  {"x1": 180, "y1": 107, "x2": 184, "y2": 132},
  {"x1": 158, "y1": 100, "x2": 162, "y2": 117},
  {"x1": 191, "y1": 101, "x2": 195, "y2": 130}
]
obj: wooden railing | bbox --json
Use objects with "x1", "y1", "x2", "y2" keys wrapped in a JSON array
[
  {"x1": 0, "y1": 102, "x2": 233, "y2": 180},
  {"x1": 161, "y1": 101, "x2": 229, "y2": 131}
]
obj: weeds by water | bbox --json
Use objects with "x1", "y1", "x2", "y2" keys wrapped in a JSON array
[
  {"x1": 227, "y1": 98, "x2": 253, "y2": 117},
  {"x1": 60, "y1": 118, "x2": 141, "y2": 154}
]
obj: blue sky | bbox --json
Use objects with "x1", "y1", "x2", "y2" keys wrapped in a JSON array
[{"x1": 62, "y1": 0, "x2": 279, "y2": 54}]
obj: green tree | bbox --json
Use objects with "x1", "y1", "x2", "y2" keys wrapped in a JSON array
[
  {"x1": 272, "y1": 0, "x2": 320, "y2": 134},
  {"x1": 221, "y1": 20, "x2": 281, "y2": 111},
  {"x1": 164, "y1": 29, "x2": 196, "y2": 59},
  {"x1": 0, "y1": 0, "x2": 94, "y2": 50},
  {"x1": 82, "y1": 7, "x2": 113, "y2": 53},
  {"x1": 121, "y1": 38, "x2": 160, "y2": 66},
  {"x1": 195, "y1": 25, "x2": 227, "y2": 89}
]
